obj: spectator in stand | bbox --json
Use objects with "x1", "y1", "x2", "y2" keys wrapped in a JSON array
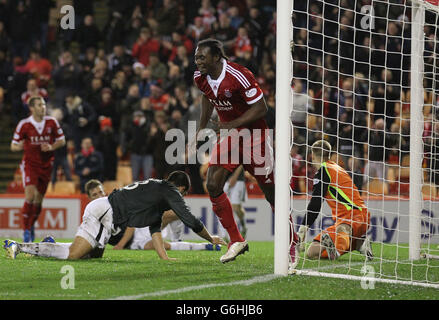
[
  {"x1": 107, "y1": 44, "x2": 134, "y2": 76},
  {"x1": 110, "y1": 70, "x2": 129, "y2": 101},
  {"x1": 103, "y1": 12, "x2": 126, "y2": 53},
  {"x1": 363, "y1": 118, "x2": 387, "y2": 182},
  {"x1": 131, "y1": 27, "x2": 161, "y2": 68},
  {"x1": 290, "y1": 144, "x2": 306, "y2": 195},
  {"x1": 52, "y1": 51, "x2": 82, "y2": 108},
  {"x1": 96, "y1": 117, "x2": 118, "y2": 181},
  {"x1": 85, "y1": 77, "x2": 103, "y2": 109},
  {"x1": 187, "y1": 16, "x2": 210, "y2": 42},
  {"x1": 125, "y1": 110, "x2": 154, "y2": 181},
  {"x1": 79, "y1": 47, "x2": 97, "y2": 75},
  {"x1": 15, "y1": 48, "x2": 52, "y2": 88},
  {"x1": 233, "y1": 27, "x2": 251, "y2": 58},
  {"x1": 138, "y1": 67, "x2": 157, "y2": 98},
  {"x1": 211, "y1": 13, "x2": 236, "y2": 55},
  {"x1": 9, "y1": 1, "x2": 33, "y2": 60},
  {"x1": 96, "y1": 87, "x2": 119, "y2": 132},
  {"x1": 74, "y1": 137, "x2": 104, "y2": 193},
  {"x1": 0, "y1": 49, "x2": 13, "y2": 91},
  {"x1": 61, "y1": 93, "x2": 98, "y2": 152},
  {"x1": 119, "y1": 84, "x2": 141, "y2": 154},
  {"x1": 291, "y1": 78, "x2": 312, "y2": 141},
  {"x1": 169, "y1": 45, "x2": 196, "y2": 87},
  {"x1": 162, "y1": 30, "x2": 194, "y2": 63},
  {"x1": 150, "y1": 84, "x2": 170, "y2": 112},
  {"x1": 234, "y1": 45, "x2": 257, "y2": 74},
  {"x1": 149, "y1": 111, "x2": 174, "y2": 179},
  {"x1": 156, "y1": 0, "x2": 180, "y2": 38},
  {"x1": 125, "y1": 17, "x2": 143, "y2": 50},
  {"x1": 0, "y1": 21, "x2": 11, "y2": 55},
  {"x1": 75, "y1": 15, "x2": 102, "y2": 54},
  {"x1": 164, "y1": 64, "x2": 184, "y2": 93},
  {"x1": 20, "y1": 78, "x2": 49, "y2": 118},
  {"x1": 169, "y1": 84, "x2": 192, "y2": 116},
  {"x1": 50, "y1": 108, "x2": 73, "y2": 185},
  {"x1": 228, "y1": 6, "x2": 244, "y2": 30},
  {"x1": 199, "y1": 0, "x2": 217, "y2": 27},
  {"x1": 149, "y1": 52, "x2": 168, "y2": 83}
]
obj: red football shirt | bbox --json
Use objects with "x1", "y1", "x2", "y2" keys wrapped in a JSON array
[
  {"x1": 194, "y1": 59, "x2": 267, "y2": 131},
  {"x1": 12, "y1": 116, "x2": 65, "y2": 168}
]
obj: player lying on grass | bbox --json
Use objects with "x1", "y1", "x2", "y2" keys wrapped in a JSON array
[
  {"x1": 296, "y1": 140, "x2": 373, "y2": 262},
  {"x1": 4, "y1": 171, "x2": 226, "y2": 260},
  {"x1": 84, "y1": 179, "x2": 221, "y2": 252}
]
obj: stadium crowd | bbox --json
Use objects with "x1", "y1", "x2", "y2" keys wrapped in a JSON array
[
  {"x1": 0, "y1": 0, "x2": 276, "y2": 195},
  {"x1": 290, "y1": 0, "x2": 439, "y2": 196}
]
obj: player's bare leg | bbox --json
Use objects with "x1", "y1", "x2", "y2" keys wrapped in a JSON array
[
  {"x1": 207, "y1": 166, "x2": 247, "y2": 263},
  {"x1": 68, "y1": 236, "x2": 94, "y2": 259},
  {"x1": 232, "y1": 204, "x2": 247, "y2": 238}
]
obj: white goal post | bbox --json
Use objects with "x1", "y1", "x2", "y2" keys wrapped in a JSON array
[{"x1": 275, "y1": 0, "x2": 439, "y2": 287}]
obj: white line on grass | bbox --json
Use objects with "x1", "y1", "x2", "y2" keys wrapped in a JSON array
[{"x1": 108, "y1": 274, "x2": 281, "y2": 300}]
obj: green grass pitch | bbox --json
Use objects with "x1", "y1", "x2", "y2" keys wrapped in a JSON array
[{"x1": 1, "y1": 238, "x2": 438, "y2": 300}]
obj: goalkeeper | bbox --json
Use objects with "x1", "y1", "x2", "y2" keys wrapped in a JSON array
[{"x1": 297, "y1": 140, "x2": 373, "y2": 261}]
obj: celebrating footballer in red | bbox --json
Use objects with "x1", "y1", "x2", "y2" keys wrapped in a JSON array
[
  {"x1": 193, "y1": 39, "x2": 298, "y2": 266},
  {"x1": 11, "y1": 96, "x2": 66, "y2": 242}
]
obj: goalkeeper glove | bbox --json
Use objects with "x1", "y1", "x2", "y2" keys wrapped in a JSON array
[{"x1": 297, "y1": 225, "x2": 308, "y2": 252}]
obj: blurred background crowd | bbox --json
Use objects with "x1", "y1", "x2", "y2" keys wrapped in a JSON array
[
  {"x1": 0, "y1": 0, "x2": 277, "y2": 195},
  {"x1": 290, "y1": 0, "x2": 439, "y2": 197},
  {"x1": 1, "y1": 0, "x2": 438, "y2": 197}
]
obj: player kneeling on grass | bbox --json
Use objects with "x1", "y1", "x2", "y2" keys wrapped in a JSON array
[
  {"x1": 296, "y1": 140, "x2": 373, "y2": 262},
  {"x1": 85, "y1": 179, "x2": 221, "y2": 252},
  {"x1": 4, "y1": 171, "x2": 226, "y2": 260}
]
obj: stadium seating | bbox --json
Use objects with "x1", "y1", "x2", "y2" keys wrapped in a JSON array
[{"x1": 47, "y1": 181, "x2": 76, "y2": 195}]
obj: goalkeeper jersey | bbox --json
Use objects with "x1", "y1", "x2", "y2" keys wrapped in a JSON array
[{"x1": 303, "y1": 160, "x2": 367, "y2": 227}]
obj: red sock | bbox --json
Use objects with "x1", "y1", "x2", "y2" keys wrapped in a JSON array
[
  {"x1": 31, "y1": 203, "x2": 42, "y2": 226},
  {"x1": 210, "y1": 192, "x2": 244, "y2": 244},
  {"x1": 21, "y1": 201, "x2": 33, "y2": 230}
]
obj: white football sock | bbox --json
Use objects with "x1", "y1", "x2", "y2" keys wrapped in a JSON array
[
  {"x1": 169, "y1": 242, "x2": 213, "y2": 251},
  {"x1": 19, "y1": 242, "x2": 71, "y2": 259},
  {"x1": 169, "y1": 242, "x2": 192, "y2": 250}
]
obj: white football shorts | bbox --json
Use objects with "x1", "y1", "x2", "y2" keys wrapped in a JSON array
[{"x1": 75, "y1": 197, "x2": 113, "y2": 249}]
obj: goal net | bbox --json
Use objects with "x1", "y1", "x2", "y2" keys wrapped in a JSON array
[{"x1": 275, "y1": 0, "x2": 439, "y2": 288}]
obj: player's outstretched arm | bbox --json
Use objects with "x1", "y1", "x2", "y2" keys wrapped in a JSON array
[
  {"x1": 113, "y1": 227, "x2": 135, "y2": 250},
  {"x1": 196, "y1": 226, "x2": 227, "y2": 246},
  {"x1": 151, "y1": 231, "x2": 176, "y2": 261}
]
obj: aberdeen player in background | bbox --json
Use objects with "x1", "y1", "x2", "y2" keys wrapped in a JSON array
[
  {"x1": 192, "y1": 39, "x2": 298, "y2": 266},
  {"x1": 10, "y1": 96, "x2": 66, "y2": 242}
]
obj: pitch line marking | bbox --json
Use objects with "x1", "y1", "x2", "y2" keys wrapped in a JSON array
[{"x1": 108, "y1": 274, "x2": 281, "y2": 300}]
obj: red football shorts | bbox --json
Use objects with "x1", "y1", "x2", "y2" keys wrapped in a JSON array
[
  {"x1": 208, "y1": 128, "x2": 274, "y2": 186},
  {"x1": 20, "y1": 160, "x2": 52, "y2": 195}
]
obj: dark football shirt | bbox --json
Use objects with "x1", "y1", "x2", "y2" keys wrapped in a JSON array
[{"x1": 108, "y1": 179, "x2": 204, "y2": 236}]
